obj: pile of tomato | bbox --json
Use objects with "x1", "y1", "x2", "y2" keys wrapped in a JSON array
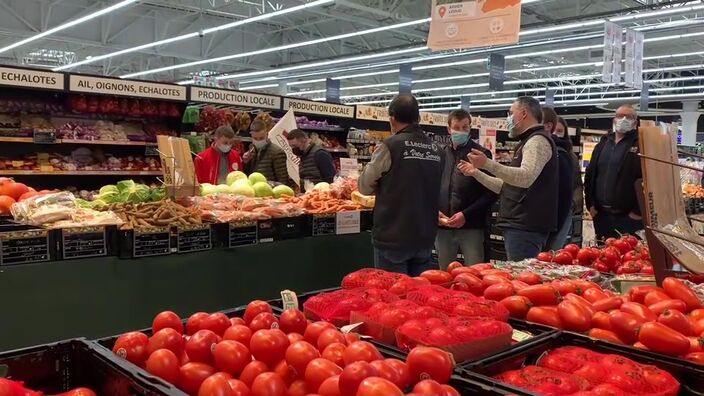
[
  {"x1": 537, "y1": 235, "x2": 653, "y2": 275},
  {"x1": 0, "y1": 378, "x2": 95, "y2": 396},
  {"x1": 111, "y1": 301, "x2": 462, "y2": 396}
]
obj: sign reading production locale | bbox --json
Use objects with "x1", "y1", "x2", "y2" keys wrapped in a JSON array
[
  {"x1": 69, "y1": 75, "x2": 187, "y2": 101},
  {"x1": 283, "y1": 98, "x2": 355, "y2": 119},
  {"x1": 190, "y1": 86, "x2": 281, "y2": 110},
  {"x1": 0, "y1": 67, "x2": 64, "y2": 90}
]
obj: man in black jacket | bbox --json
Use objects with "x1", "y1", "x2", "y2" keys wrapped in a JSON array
[
  {"x1": 286, "y1": 129, "x2": 336, "y2": 191},
  {"x1": 585, "y1": 104, "x2": 643, "y2": 240},
  {"x1": 437, "y1": 109, "x2": 496, "y2": 268},
  {"x1": 358, "y1": 94, "x2": 443, "y2": 276}
]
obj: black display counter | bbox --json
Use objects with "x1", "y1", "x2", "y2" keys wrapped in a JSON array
[{"x1": 0, "y1": 232, "x2": 373, "y2": 350}]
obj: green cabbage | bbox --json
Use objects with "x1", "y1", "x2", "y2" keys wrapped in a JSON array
[
  {"x1": 116, "y1": 180, "x2": 136, "y2": 193},
  {"x1": 150, "y1": 186, "x2": 166, "y2": 202},
  {"x1": 117, "y1": 183, "x2": 151, "y2": 203},
  {"x1": 90, "y1": 199, "x2": 109, "y2": 210},
  {"x1": 75, "y1": 198, "x2": 91, "y2": 208},
  {"x1": 96, "y1": 190, "x2": 120, "y2": 203},
  {"x1": 99, "y1": 185, "x2": 119, "y2": 195}
]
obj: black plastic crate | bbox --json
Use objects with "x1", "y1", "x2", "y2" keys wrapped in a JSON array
[
  {"x1": 458, "y1": 331, "x2": 704, "y2": 396},
  {"x1": 0, "y1": 338, "x2": 180, "y2": 395}
]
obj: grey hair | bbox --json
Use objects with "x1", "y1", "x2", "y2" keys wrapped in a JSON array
[{"x1": 515, "y1": 96, "x2": 543, "y2": 123}]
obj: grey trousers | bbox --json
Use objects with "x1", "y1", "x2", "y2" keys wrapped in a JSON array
[{"x1": 435, "y1": 228, "x2": 485, "y2": 270}]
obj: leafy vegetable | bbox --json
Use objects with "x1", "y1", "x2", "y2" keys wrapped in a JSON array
[
  {"x1": 116, "y1": 180, "x2": 136, "y2": 193},
  {"x1": 149, "y1": 186, "x2": 166, "y2": 202}
]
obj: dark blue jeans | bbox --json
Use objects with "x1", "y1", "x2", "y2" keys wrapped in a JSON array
[
  {"x1": 594, "y1": 212, "x2": 643, "y2": 240},
  {"x1": 374, "y1": 247, "x2": 434, "y2": 276},
  {"x1": 503, "y1": 228, "x2": 549, "y2": 261}
]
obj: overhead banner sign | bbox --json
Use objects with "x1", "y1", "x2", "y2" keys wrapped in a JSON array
[
  {"x1": 640, "y1": 83, "x2": 650, "y2": 111},
  {"x1": 602, "y1": 22, "x2": 623, "y2": 84},
  {"x1": 625, "y1": 28, "x2": 645, "y2": 89},
  {"x1": 399, "y1": 64, "x2": 413, "y2": 94},
  {"x1": 545, "y1": 89, "x2": 555, "y2": 106},
  {"x1": 488, "y1": 53, "x2": 505, "y2": 91},
  {"x1": 191, "y1": 86, "x2": 280, "y2": 109},
  {"x1": 427, "y1": 0, "x2": 521, "y2": 51},
  {"x1": 419, "y1": 112, "x2": 447, "y2": 126},
  {"x1": 69, "y1": 75, "x2": 186, "y2": 101},
  {"x1": 283, "y1": 98, "x2": 355, "y2": 119},
  {"x1": 267, "y1": 109, "x2": 300, "y2": 186},
  {"x1": 356, "y1": 105, "x2": 389, "y2": 122},
  {"x1": 325, "y1": 78, "x2": 341, "y2": 103},
  {"x1": 460, "y1": 95, "x2": 471, "y2": 111},
  {"x1": 0, "y1": 67, "x2": 64, "y2": 91}
]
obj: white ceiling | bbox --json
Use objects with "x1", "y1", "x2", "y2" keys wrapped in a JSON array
[{"x1": 0, "y1": 0, "x2": 703, "y2": 114}]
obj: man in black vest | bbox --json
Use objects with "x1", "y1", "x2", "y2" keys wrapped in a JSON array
[
  {"x1": 585, "y1": 104, "x2": 643, "y2": 240},
  {"x1": 286, "y1": 129, "x2": 336, "y2": 191},
  {"x1": 458, "y1": 96, "x2": 558, "y2": 261},
  {"x1": 358, "y1": 94, "x2": 443, "y2": 276}
]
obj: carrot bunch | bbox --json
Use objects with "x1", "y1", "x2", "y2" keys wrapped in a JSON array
[{"x1": 298, "y1": 190, "x2": 362, "y2": 214}]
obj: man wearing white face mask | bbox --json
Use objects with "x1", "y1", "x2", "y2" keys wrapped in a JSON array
[
  {"x1": 584, "y1": 104, "x2": 643, "y2": 240},
  {"x1": 244, "y1": 120, "x2": 293, "y2": 187},
  {"x1": 195, "y1": 125, "x2": 243, "y2": 185},
  {"x1": 436, "y1": 109, "x2": 496, "y2": 268},
  {"x1": 458, "y1": 96, "x2": 558, "y2": 261}
]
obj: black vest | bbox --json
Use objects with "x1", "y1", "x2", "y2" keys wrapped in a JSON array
[
  {"x1": 299, "y1": 144, "x2": 324, "y2": 186},
  {"x1": 497, "y1": 126, "x2": 558, "y2": 233},
  {"x1": 372, "y1": 125, "x2": 443, "y2": 251}
]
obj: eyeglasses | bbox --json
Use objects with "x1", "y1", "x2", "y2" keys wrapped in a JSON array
[{"x1": 614, "y1": 113, "x2": 636, "y2": 120}]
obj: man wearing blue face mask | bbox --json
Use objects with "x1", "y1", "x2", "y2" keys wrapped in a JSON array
[
  {"x1": 584, "y1": 104, "x2": 643, "y2": 240},
  {"x1": 436, "y1": 109, "x2": 497, "y2": 268}
]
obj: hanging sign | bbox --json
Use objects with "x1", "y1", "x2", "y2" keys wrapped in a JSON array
[
  {"x1": 356, "y1": 105, "x2": 389, "y2": 122},
  {"x1": 545, "y1": 89, "x2": 555, "y2": 106},
  {"x1": 460, "y1": 95, "x2": 471, "y2": 111},
  {"x1": 325, "y1": 78, "x2": 341, "y2": 103},
  {"x1": 69, "y1": 75, "x2": 186, "y2": 101},
  {"x1": 488, "y1": 53, "x2": 505, "y2": 91},
  {"x1": 427, "y1": 0, "x2": 521, "y2": 51},
  {"x1": 640, "y1": 84, "x2": 650, "y2": 112},
  {"x1": 190, "y1": 86, "x2": 280, "y2": 109},
  {"x1": 625, "y1": 29, "x2": 645, "y2": 89},
  {"x1": 283, "y1": 98, "x2": 354, "y2": 119},
  {"x1": 419, "y1": 112, "x2": 447, "y2": 126},
  {"x1": 268, "y1": 109, "x2": 301, "y2": 186},
  {"x1": 602, "y1": 22, "x2": 623, "y2": 84},
  {"x1": 399, "y1": 64, "x2": 413, "y2": 94},
  {"x1": 0, "y1": 67, "x2": 64, "y2": 90}
]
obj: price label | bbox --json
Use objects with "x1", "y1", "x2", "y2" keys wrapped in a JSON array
[
  {"x1": 336, "y1": 211, "x2": 360, "y2": 235},
  {"x1": 280, "y1": 289, "x2": 299, "y2": 310},
  {"x1": 133, "y1": 228, "x2": 171, "y2": 257},
  {"x1": 177, "y1": 224, "x2": 212, "y2": 253},
  {"x1": 62, "y1": 226, "x2": 107, "y2": 259},
  {"x1": 33, "y1": 130, "x2": 57, "y2": 144},
  {"x1": 312, "y1": 214, "x2": 336, "y2": 236},
  {"x1": 0, "y1": 230, "x2": 50, "y2": 266},
  {"x1": 512, "y1": 329, "x2": 534, "y2": 343},
  {"x1": 257, "y1": 220, "x2": 275, "y2": 243},
  {"x1": 229, "y1": 221, "x2": 258, "y2": 248}
]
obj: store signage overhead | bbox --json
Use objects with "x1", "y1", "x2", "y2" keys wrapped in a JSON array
[
  {"x1": 419, "y1": 112, "x2": 447, "y2": 126},
  {"x1": 283, "y1": 98, "x2": 355, "y2": 119},
  {"x1": 0, "y1": 67, "x2": 64, "y2": 90},
  {"x1": 356, "y1": 105, "x2": 389, "y2": 122},
  {"x1": 69, "y1": 75, "x2": 187, "y2": 101},
  {"x1": 190, "y1": 86, "x2": 281, "y2": 110}
]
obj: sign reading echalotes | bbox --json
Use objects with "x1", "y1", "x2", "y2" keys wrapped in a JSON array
[{"x1": 427, "y1": 0, "x2": 522, "y2": 51}]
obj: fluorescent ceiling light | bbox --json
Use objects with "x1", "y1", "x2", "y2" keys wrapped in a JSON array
[
  {"x1": 122, "y1": 19, "x2": 431, "y2": 78},
  {"x1": 55, "y1": 0, "x2": 333, "y2": 71},
  {"x1": 0, "y1": 0, "x2": 138, "y2": 55}
]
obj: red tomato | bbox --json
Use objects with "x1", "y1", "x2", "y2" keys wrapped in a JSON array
[
  {"x1": 201, "y1": 313, "x2": 232, "y2": 336},
  {"x1": 186, "y1": 330, "x2": 219, "y2": 364},
  {"x1": 244, "y1": 301, "x2": 273, "y2": 325},
  {"x1": 609, "y1": 311, "x2": 644, "y2": 343},
  {"x1": 288, "y1": 380, "x2": 310, "y2": 396},
  {"x1": 620, "y1": 302, "x2": 657, "y2": 322},
  {"x1": 553, "y1": 251, "x2": 574, "y2": 265},
  {"x1": 240, "y1": 361, "x2": 268, "y2": 387},
  {"x1": 383, "y1": 359, "x2": 411, "y2": 390},
  {"x1": 576, "y1": 249, "x2": 594, "y2": 265},
  {"x1": 304, "y1": 358, "x2": 342, "y2": 390},
  {"x1": 338, "y1": 362, "x2": 378, "y2": 396},
  {"x1": 452, "y1": 273, "x2": 484, "y2": 295},
  {"x1": 649, "y1": 299, "x2": 687, "y2": 316},
  {"x1": 317, "y1": 375, "x2": 341, "y2": 396},
  {"x1": 356, "y1": 377, "x2": 403, "y2": 396},
  {"x1": 342, "y1": 341, "x2": 383, "y2": 366},
  {"x1": 250, "y1": 372, "x2": 287, "y2": 396},
  {"x1": 187, "y1": 312, "x2": 209, "y2": 335},
  {"x1": 179, "y1": 362, "x2": 216, "y2": 395},
  {"x1": 557, "y1": 300, "x2": 592, "y2": 332},
  {"x1": 510, "y1": 280, "x2": 530, "y2": 291},
  {"x1": 483, "y1": 282, "x2": 515, "y2": 301},
  {"x1": 286, "y1": 341, "x2": 321, "y2": 376},
  {"x1": 250, "y1": 329, "x2": 290, "y2": 367},
  {"x1": 587, "y1": 328, "x2": 623, "y2": 344},
  {"x1": 564, "y1": 244, "x2": 580, "y2": 258},
  {"x1": 412, "y1": 379, "x2": 445, "y2": 395},
  {"x1": 287, "y1": 333, "x2": 304, "y2": 344},
  {"x1": 691, "y1": 308, "x2": 704, "y2": 322},
  {"x1": 622, "y1": 235, "x2": 639, "y2": 248},
  {"x1": 611, "y1": 239, "x2": 632, "y2": 255},
  {"x1": 343, "y1": 333, "x2": 359, "y2": 345},
  {"x1": 148, "y1": 328, "x2": 184, "y2": 356},
  {"x1": 223, "y1": 325, "x2": 253, "y2": 346},
  {"x1": 552, "y1": 280, "x2": 578, "y2": 296},
  {"x1": 230, "y1": 317, "x2": 246, "y2": 327},
  {"x1": 406, "y1": 346, "x2": 453, "y2": 384},
  {"x1": 526, "y1": 306, "x2": 562, "y2": 328},
  {"x1": 55, "y1": 388, "x2": 97, "y2": 396},
  {"x1": 420, "y1": 270, "x2": 452, "y2": 285},
  {"x1": 228, "y1": 379, "x2": 251, "y2": 396},
  {"x1": 198, "y1": 374, "x2": 235, "y2": 396},
  {"x1": 663, "y1": 277, "x2": 702, "y2": 312},
  {"x1": 113, "y1": 332, "x2": 149, "y2": 366},
  {"x1": 446, "y1": 261, "x2": 463, "y2": 273},
  {"x1": 638, "y1": 322, "x2": 690, "y2": 356},
  {"x1": 442, "y1": 384, "x2": 462, "y2": 396},
  {"x1": 517, "y1": 284, "x2": 559, "y2": 306},
  {"x1": 592, "y1": 261, "x2": 609, "y2": 273},
  {"x1": 582, "y1": 288, "x2": 609, "y2": 303},
  {"x1": 249, "y1": 313, "x2": 279, "y2": 332},
  {"x1": 153, "y1": 311, "x2": 183, "y2": 334},
  {"x1": 563, "y1": 294, "x2": 596, "y2": 317},
  {"x1": 279, "y1": 309, "x2": 308, "y2": 335},
  {"x1": 145, "y1": 349, "x2": 180, "y2": 383},
  {"x1": 536, "y1": 252, "x2": 553, "y2": 262},
  {"x1": 481, "y1": 274, "x2": 511, "y2": 289},
  {"x1": 628, "y1": 285, "x2": 661, "y2": 304},
  {"x1": 321, "y1": 343, "x2": 347, "y2": 367},
  {"x1": 304, "y1": 321, "x2": 336, "y2": 346},
  {"x1": 591, "y1": 296, "x2": 622, "y2": 313},
  {"x1": 686, "y1": 352, "x2": 704, "y2": 364},
  {"x1": 450, "y1": 267, "x2": 479, "y2": 278},
  {"x1": 500, "y1": 296, "x2": 532, "y2": 319},
  {"x1": 213, "y1": 340, "x2": 251, "y2": 376},
  {"x1": 317, "y1": 329, "x2": 347, "y2": 351},
  {"x1": 689, "y1": 337, "x2": 704, "y2": 353},
  {"x1": 273, "y1": 360, "x2": 297, "y2": 386},
  {"x1": 412, "y1": 277, "x2": 432, "y2": 286},
  {"x1": 692, "y1": 318, "x2": 704, "y2": 336},
  {"x1": 591, "y1": 311, "x2": 613, "y2": 331},
  {"x1": 517, "y1": 272, "x2": 542, "y2": 285},
  {"x1": 658, "y1": 310, "x2": 693, "y2": 336}
]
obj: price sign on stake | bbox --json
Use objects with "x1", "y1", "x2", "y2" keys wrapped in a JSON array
[
  {"x1": 336, "y1": 211, "x2": 360, "y2": 235},
  {"x1": 512, "y1": 329, "x2": 534, "y2": 343},
  {"x1": 280, "y1": 290, "x2": 299, "y2": 310}
]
